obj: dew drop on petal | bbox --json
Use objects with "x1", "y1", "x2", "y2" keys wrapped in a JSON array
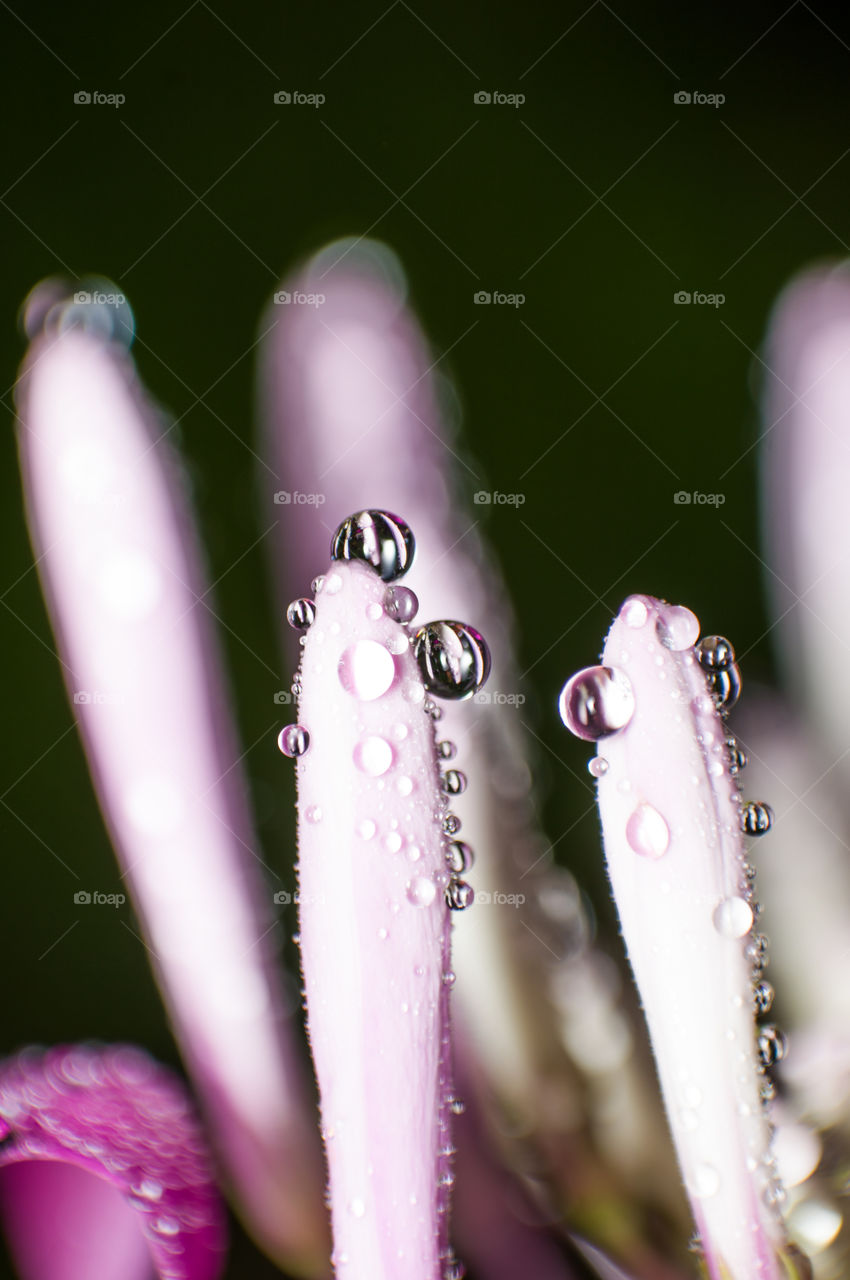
[
  {"x1": 384, "y1": 832, "x2": 403, "y2": 853},
  {"x1": 385, "y1": 585, "x2": 419, "y2": 622},
  {"x1": 713, "y1": 896, "x2": 754, "y2": 938},
  {"x1": 366, "y1": 601, "x2": 384, "y2": 621},
  {"x1": 357, "y1": 818, "x2": 377, "y2": 840},
  {"x1": 407, "y1": 877, "x2": 437, "y2": 907},
  {"x1": 588, "y1": 756, "x2": 609, "y2": 778},
  {"x1": 656, "y1": 604, "x2": 700, "y2": 651},
  {"x1": 286, "y1": 597, "x2": 315, "y2": 629},
  {"x1": 324, "y1": 572, "x2": 343, "y2": 595},
  {"x1": 305, "y1": 805, "x2": 323, "y2": 824},
  {"x1": 396, "y1": 775, "x2": 414, "y2": 796},
  {"x1": 690, "y1": 1164, "x2": 721, "y2": 1199},
  {"x1": 625, "y1": 802, "x2": 670, "y2": 859},
  {"x1": 446, "y1": 879, "x2": 474, "y2": 910},
  {"x1": 338, "y1": 640, "x2": 396, "y2": 701},
  {"x1": 559, "y1": 666, "x2": 635, "y2": 741},
  {"x1": 621, "y1": 596, "x2": 649, "y2": 628},
  {"x1": 278, "y1": 725, "x2": 310, "y2": 758},
  {"x1": 353, "y1": 736, "x2": 394, "y2": 777},
  {"x1": 330, "y1": 510, "x2": 415, "y2": 582},
  {"x1": 349, "y1": 1197, "x2": 366, "y2": 1219}
]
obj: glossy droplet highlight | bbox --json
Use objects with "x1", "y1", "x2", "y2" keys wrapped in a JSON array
[
  {"x1": 338, "y1": 640, "x2": 396, "y2": 701},
  {"x1": 441, "y1": 769, "x2": 466, "y2": 796},
  {"x1": 278, "y1": 724, "x2": 310, "y2": 758},
  {"x1": 560, "y1": 666, "x2": 635, "y2": 741},
  {"x1": 625, "y1": 802, "x2": 670, "y2": 859},
  {"x1": 713, "y1": 896, "x2": 754, "y2": 938},
  {"x1": 706, "y1": 663, "x2": 742, "y2": 712},
  {"x1": 621, "y1": 596, "x2": 648, "y2": 628},
  {"x1": 742, "y1": 801, "x2": 773, "y2": 837},
  {"x1": 754, "y1": 980, "x2": 774, "y2": 1015},
  {"x1": 353, "y1": 736, "x2": 394, "y2": 777},
  {"x1": 447, "y1": 879, "x2": 474, "y2": 911},
  {"x1": 330, "y1": 510, "x2": 415, "y2": 582},
  {"x1": 412, "y1": 621, "x2": 490, "y2": 701},
  {"x1": 384, "y1": 585, "x2": 419, "y2": 622},
  {"x1": 696, "y1": 634, "x2": 735, "y2": 670},
  {"x1": 656, "y1": 604, "x2": 700, "y2": 651},
  {"x1": 446, "y1": 841, "x2": 474, "y2": 873},
  {"x1": 588, "y1": 756, "x2": 609, "y2": 778},
  {"x1": 407, "y1": 877, "x2": 437, "y2": 908},
  {"x1": 286, "y1": 597, "x2": 315, "y2": 629}
]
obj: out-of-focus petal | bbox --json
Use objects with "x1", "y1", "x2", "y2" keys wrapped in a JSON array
[
  {"x1": 560, "y1": 595, "x2": 805, "y2": 1280},
  {"x1": 294, "y1": 558, "x2": 477, "y2": 1280},
  {"x1": 0, "y1": 1044, "x2": 226, "y2": 1280},
  {"x1": 15, "y1": 292, "x2": 327, "y2": 1272}
]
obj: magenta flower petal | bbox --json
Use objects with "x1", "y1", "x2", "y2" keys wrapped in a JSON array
[
  {"x1": 295, "y1": 558, "x2": 467, "y2": 1280},
  {"x1": 0, "y1": 1044, "x2": 226, "y2": 1280},
  {"x1": 560, "y1": 596, "x2": 806, "y2": 1280},
  {"x1": 15, "y1": 305, "x2": 326, "y2": 1269}
]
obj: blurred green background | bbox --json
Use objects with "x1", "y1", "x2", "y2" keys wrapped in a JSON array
[{"x1": 1, "y1": 1, "x2": 849, "y2": 1274}]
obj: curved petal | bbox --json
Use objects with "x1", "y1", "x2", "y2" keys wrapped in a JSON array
[
  {"x1": 294, "y1": 558, "x2": 472, "y2": 1280},
  {"x1": 15, "y1": 292, "x2": 327, "y2": 1271},
  {"x1": 560, "y1": 595, "x2": 806, "y2": 1280},
  {"x1": 0, "y1": 1044, "x2": 226, "y2": 1280}
]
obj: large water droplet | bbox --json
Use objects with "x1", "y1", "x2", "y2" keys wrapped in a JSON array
[
  {"x1": 713, "y1": 896, "x2": 754, "y2": 938},
  {"x1": 696, "y1": 634, "x2": 735, "y2": 670},
  {"x1": 559, "y1": 666, "x2": 635, "y2": 741},
  {"x1": 407, "y1": 877, "x2": 437, "y2": 908},
  {"x1": 441, "y1": 769, "x2": 466, "y2": 795},
  {"x1": 621, "y1": 596, "x2": 648, "y2": 629},
  {"x1": 447, "y1": 879, "x2": 474, "y2": 910},
  {"x1": 656, "y1": 604, "x2": 700, "y2": 651},
  {"x1": 413, "y1": 621, "x2": 491, "y2": 701},
  {"x1": 625, "y1": 802, "x2": 670, "y2": 859},
  {"x1": 278, "y1": 725, "x2": 310, "y2": 757},
  {"x1": 330, "y1": 510, "x2": 415, "y2": 581},
  {"x1": 286, "y1": 598, "x2": 315, "y2": 629},
  {"x1": 385, "y1": 585, "x2": 419, "y2": 622},
  {"x1": 338, "y1": 640, "x2": 396, "y2": 701},
  {"x1": 353, "y1": 736, "x2": 394, "y2": 777},
  {"x1": 446, "y1": 841, "x2": 474, "y2": 873},
  {"x1": 742, "y1": 801, "x2": 773, "y2": 837}
]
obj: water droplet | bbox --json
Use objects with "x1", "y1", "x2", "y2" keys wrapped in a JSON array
[
  {"x1": 437, "y1": 740, "x2": 456, "y2": 760},
  {"x1": 349, "y1": 1197, "x2": 366, "y2": 1219},
  {"x1": 656, "y1": 605, "x2": 700, "y2": 651},
  {"x1": 757, "y1": 1024, "x2": 787, "y2": 1068},
  {"x1": 441, "y1": 769, "x2": 467, "y2": 796},
  {"x1": 331, "y1": 510, "x2": 415, "y2": 581},
  {"x1": 442, "y1": 1259, "x2": 465, "y2": 1280},
  {"x1": 559, "y1": 666, "x2": 635, "y2": 741},
  {"x1": 305, "y1": 805, "x2": 323, "y2": 824},
  {"x1": 727, "y1": 738, "x2": 748, "y2": 774},
  {"x1": 384, "y1": 832, "x2": 403, "y2": 853},
  {"x1": 442, "y1": 970, "x2": 456, "y2": 987},
  {"x1": 690, "y1": 1163, "x2": 721, "y2": 1199},
  {"x1": 338, "y1": 640, "x2": 396, "y2": 701},
  {"x1": 366, "y1": 601, "x2": 384, "y2": 620},
  {"x1": 353, "y1": 736, "x2": 395, "y2": 777},
  {"x1": 588, "y1": 756, "x2": 609, "y2": 777},
  {"x1": 742, "y1": 801, "x2": 773, "y2": 837},
  {"x1": 448, "y1": 1096, "x2": 465, "y2": 1116},
  {"x1": 357, "y1": 818, "x2": 377, "y2": 840},
  {"x1": 385, "y1": 585, "x2": 419, "y2": 622},
  {"x1": 621, "y1": 596, "x2": 649, "y2": 628},
  {"x1": 311, "y1": 574, "x2": 325, "y2": 594},
  {"x1": 706, "y1": 663, "x2": 742, "y2": 711},
  {"x1": 286, "y1": 598, "x2": 316, "y2": 629},
  {"x1": 713, "y1": 896, "x2": 754, "y2": 938},
  {"x1": 391, "y1": 722, "x2": 409, "y2": 742},
  {"x1": 278, "y1": 725, "x2": 310, "y2": 758},
  {"x1": 695, "y1": 635, "x2": 735, "y2": 670},
  {"x1": 407, "y1": 877, "x2": 437, "y2": 908},
  {"x1": 754, "y1": 980, "x2": 774, "y2": 1015},
  {"x1": 447, "y1": 879, "x2": 474, "y2": 910},
  {"x1": 746, "y1": 933, "x2": 769, "y2": 969},
  {"x1": 396, "y1": 775, "x2": 414, "y2": 796},
  {"x1": 625, "y1": 802, "x2": 670, "y2": 859},
  {"x1": 412, "y1": 621, "x2": 491, "y2": 702},
  {"x1": 443, "y1": 813, "x2": 461, "y2": 835},
  {"x1": 446, "y1": 841, "x2": 474, "y2": 873},
  {"x1": 408, "y1": 844, "x2": 422, "y2": 862}
]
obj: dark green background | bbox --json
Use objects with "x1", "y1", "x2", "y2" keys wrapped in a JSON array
[{"x1": 1, "y1": 2, "x2": 848, "y2": 1275}]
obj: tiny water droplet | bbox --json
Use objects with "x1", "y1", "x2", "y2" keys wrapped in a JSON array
[
  {"x1": 625, "y1": 802, "x2": 670, "y2": 859},
  {"x1": 559, "y1": 666, "x2": 635, "y2": 740},
  {"x1": 447, "y1": 879, "x2": 474, "y2": 910},
  {"x1": 656, "y1": 604, "x2": 700, "y2": 651},
  {"x1": 357, "y1": 818, "x2": 377, "y2": 840},
  {"x1": 366, "y1": 601, "x2": 384, "y2": 620},
  {"x1": 413, "y1": 621, "x2": 491, "y2": 701},
  {"x1": 407, "y1": 877, "x2": 437, "y2": 908},
  {"x1": 311, "y1": 575, "x2": 325, "y2": 594},
  {"x1": 286, "y1": 597, "x2": 315, "y2": 629},
  {"x1": 353, "y1": 736, "x2": 395, "y2": 777},
  {"x1": 742, "y1": 801, "x2": 773, "y2": 837},
  {"x1": 746, "y1": 933, "x2": 769, "y2": 969},
  {"x1": 446, "y1": 840, "x2": 474, "y2": 873},
  {"x1": 713, "y1": 896, "x2": 754, "y2": 938},
  {"x1": 384, "y1": 832, "x2": 403, "y2": 853},
  {"x1": 278, "y1": 725, "x2": 310, "y2": 757},
  {"x1": 331, "y1": 510, "x2": 415, "y2": 581},
  {"x1": 338, "y1": 640, "x2": 396, "y2": 701},
  {"x1": 443, "y1": 813, "x2": 461, "y2": 835},
  {"x1": 441, "y1": 769, "x2": 467, "y2": 795},
  {"x1": 391, "y1": 722, "x2": 409, "y2": 742},
  {"x1": 588, "y1": 756, "x2": 609, "y2": 777},
  {"x1": 754, "y1": 980, "x2": 774, "y2": 1015},
  {"x1": 305, "y1": 805, "x2": 323, "y2": 824},
  {"x1": 396, "y1": 775, "x2": 414, "y2": 796},
  {"x1": 324, "y1": 572, "x2": 343, "y2": 595},
  {"x1": 437, "y1": 740, "x2": 456, "y2": 760},
  {"x1": 757, "y1": 1024, "x2": 787, "y2": 1068},
  {"x1": 349, "y1": 1197, "x2": 366, "y2": 1219},
  {"x1": 448, "y1": 1096, "x2": 465, "y2": 1116},
  {"x1": 690, "y1": 1163, "x2": 721, "y2": 1199},
  {"x1": 385, "y1": 585, "x2": 419, "y2": 622},
  {"x1": 621, "y1": 596, "x2": 648, "y2": 628}
]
